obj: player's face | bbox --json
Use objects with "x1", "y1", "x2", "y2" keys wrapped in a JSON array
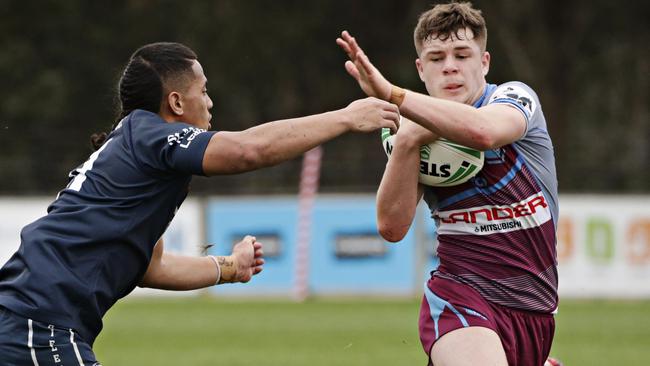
[
  {"x1": 181, "y1": 60, "x2": 213, "y2": 130},
  {"x1": 415, "y1": 28, "x2": 490, "y2": 105}
]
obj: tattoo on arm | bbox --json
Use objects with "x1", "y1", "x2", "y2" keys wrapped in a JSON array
[{"x1": 216, "y1": 256, "x2": 236, "y2": 284}]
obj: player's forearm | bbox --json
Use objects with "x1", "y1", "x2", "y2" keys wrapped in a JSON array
[
  {"x1": 203, "y1": 110, "x2": 350, "y2": 175},
  {"x1": 139, "y1": 253, "x2": 220, "y2": 291},
  {"x1": 399, "y1": 90, "x2": 494, "y2": 150},
  {"x1": 242, "y1": 110, "x2": 351, "y2": 165},
  {"x1": 376, "y1": 138, "x2": 422, "y2": 242}
]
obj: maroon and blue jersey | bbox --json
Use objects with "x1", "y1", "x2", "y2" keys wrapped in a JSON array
[
  {"x1": 0, "y1": 110, "x2": 215, "y2": 345},
  {"x1": 423, "y1": 82, "x2": 559, "y2": 313}
]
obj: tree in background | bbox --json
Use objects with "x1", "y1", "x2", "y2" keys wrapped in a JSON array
[{"x1": 0, "y1": 0, "x2": 647, "y2": 194}]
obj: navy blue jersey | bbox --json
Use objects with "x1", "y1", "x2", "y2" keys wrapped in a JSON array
[{"x1": 0, "y1": 110, "x2": 215, "y2": 345}]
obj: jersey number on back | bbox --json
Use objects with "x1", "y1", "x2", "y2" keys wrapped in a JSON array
[{"x1": 67, "y1": 138, "x2": 113, "y2": 192}]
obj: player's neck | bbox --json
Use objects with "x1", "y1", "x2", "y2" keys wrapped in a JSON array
[
  {"x1": 159, "y1": 108, "x2": 180, "y2": 124},
  {"x1": 468, "y1": 82, "x2": 488, "y2": 106}
]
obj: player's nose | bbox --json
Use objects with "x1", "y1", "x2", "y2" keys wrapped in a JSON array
[{"x1": 442, "y1": 58, "x2": 459, "y2": 74}]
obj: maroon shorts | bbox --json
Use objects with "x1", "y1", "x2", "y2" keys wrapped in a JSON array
[{"x1": 419, "y1": 275, "x2": 555, "y2": 366}]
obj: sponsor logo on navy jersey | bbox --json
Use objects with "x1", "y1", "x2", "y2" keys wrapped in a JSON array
[{"x1": 167, "y1": 127, "x2": 205, "y2": 148}]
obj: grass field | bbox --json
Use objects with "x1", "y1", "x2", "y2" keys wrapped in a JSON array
[{"x1": 94, "y1": 296, "x2": 650, "y2": 365}]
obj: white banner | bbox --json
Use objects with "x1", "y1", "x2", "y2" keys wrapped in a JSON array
[
  {"x1": 557, "y1": 195, "x2": 650, "y2": 298},
  {"x1": 0, "y1": 197, "x2": 203, "y2": 297},
  {"x1": 2, "y1": 195, "x2": 650, "y2": 298},
  {"x1": 0, "y1": 197, "x2": 50, "y2": 265}
]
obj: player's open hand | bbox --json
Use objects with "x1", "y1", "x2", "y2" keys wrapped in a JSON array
[
  {"x1": 345, "y1": 97, "x2": 400, "y2": 134},
  {"x1": 336, "y1": 30, "x2": 392, "y2": 101},
  {"x1": 231, "y1": 235, "x2": 264, "y2": 283}
]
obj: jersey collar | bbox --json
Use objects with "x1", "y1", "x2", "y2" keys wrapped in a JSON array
[{"x1": 472, "y1": 83, "x2": 497, "y2": 108}]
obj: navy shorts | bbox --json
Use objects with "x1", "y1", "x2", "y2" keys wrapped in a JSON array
[
  {"x1": 419, "y1": 275, "x2": 555, "y2": 366},
  {"x1": 0, "y1": 306, "x2": 101, "y2": 366}
]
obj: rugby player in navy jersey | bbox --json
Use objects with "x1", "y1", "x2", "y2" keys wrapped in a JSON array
[
  {"x1": 0, "y1": 42, "x2": 399, "y2": 364},
  {"x1": 338, "y1": 2, "x2": 561, "y2": 366}
]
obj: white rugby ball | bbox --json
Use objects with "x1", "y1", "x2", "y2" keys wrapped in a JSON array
[{"x1": 381, "y1": 128, "x2": 484, "y2": 187}]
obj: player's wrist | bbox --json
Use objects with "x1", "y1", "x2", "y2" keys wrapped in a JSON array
[
  {"x1": 337, "y1": 106, "x2": 362, "y2": 132},
  {"x1": 208, "y1": 255, "x2": 221, "y2": 285},
  {"x1": 213, "y1": 255, "x2": 238, "y2": 284},
  {"x1": 388, "y1": 85, "x2": 406, "y2": 106}
]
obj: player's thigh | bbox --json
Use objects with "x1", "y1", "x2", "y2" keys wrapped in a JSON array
[{"x1": 430, "y1": 326, "x2": 508, "y2": 366}]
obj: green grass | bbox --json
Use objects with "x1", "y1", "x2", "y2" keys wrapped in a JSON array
[
  {"x1": 94, "y1": 296, "x2": 650, "y2": 365},
  {"x1": 94, "y1": 296, "x2": 424, "y2": 365},
  {"x1": 551, "y1": 300, "x2": 650, "y2": 365}
]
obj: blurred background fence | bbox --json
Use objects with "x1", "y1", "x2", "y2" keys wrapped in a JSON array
[
  {"x1": 0, "y1": 0, "x2": 648, "y2": 195},
  {"x1": 2, "y1": 195, "x2": 649, "y2": 299}
]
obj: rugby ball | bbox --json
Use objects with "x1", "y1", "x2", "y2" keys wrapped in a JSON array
[{"x1": 381, "y1": 128, "x2": 484, "y2": 187}]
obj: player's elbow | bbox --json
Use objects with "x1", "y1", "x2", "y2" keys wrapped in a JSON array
[
  {"x1": 473, "y1": 136, "x2": 494, "y2": 151},
  {"x1": 378, "y1": 227, "x2": 406, "y2": 243},
  {"x1": 227, "y1": 133, "x2": 281, "y2": 172},
  {"x1": 466, "y1": 129, "x2": 498, "y2": 151},
  {"x1": 467, "y1": 118, "x2": 518, "y2": 150},
  {"x1": 376, "y1": 203, "x2": 415, "y2": 242},
  {"x1": 235, "y1": 143, "x2": 267, "y2": 172},
  {"x1": 138, "y1": 262, "x2": 163, "y2": 289},
  {"x1": 377, "y1": 221, "x2": 408, "y2": 243}
]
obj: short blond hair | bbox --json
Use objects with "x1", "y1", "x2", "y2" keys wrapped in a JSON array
[{"x1": 413, "y1": 2, "x2": 487, "y2": 54}]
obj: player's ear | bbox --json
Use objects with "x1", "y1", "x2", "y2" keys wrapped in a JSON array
[
  {"x1": 482, "y1": 51, "x2": 490, "y2": 76},
  {"x1": 167, "y1": 91, "x2": 184, "y2": 116},
  {"x1": 415, "y1": 59, "x2": 425, "y2": 82}
]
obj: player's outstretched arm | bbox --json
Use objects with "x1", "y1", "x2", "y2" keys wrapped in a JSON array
[
  {"x1": 377, "y1": 119, "x2": 434, "y2": 242},
  {"x1": 201, "y1": 97, "x2": 399, "y2": 175},
  {"x1": 139, "y1": 236, "x2": 264, "y2": 290},
  {"x1": 337, "y1": 30, "x2": 525, "y2": 150}
]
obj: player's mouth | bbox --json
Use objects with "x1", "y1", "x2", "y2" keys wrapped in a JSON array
[{"x1": 444, "y1": 83, "x2": 463, "y2": 91}]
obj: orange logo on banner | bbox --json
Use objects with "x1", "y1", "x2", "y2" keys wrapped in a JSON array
[
  {"x1": 626, "y1": 220, "x2": 650, "y2": 266},
  {"x1": 556, "y1": 217, "x2": 574, "y2": 262}
]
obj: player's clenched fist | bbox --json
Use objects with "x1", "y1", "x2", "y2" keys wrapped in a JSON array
[{"x1": 219, "y1": 235, "x2": 265, "y2": 284}]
